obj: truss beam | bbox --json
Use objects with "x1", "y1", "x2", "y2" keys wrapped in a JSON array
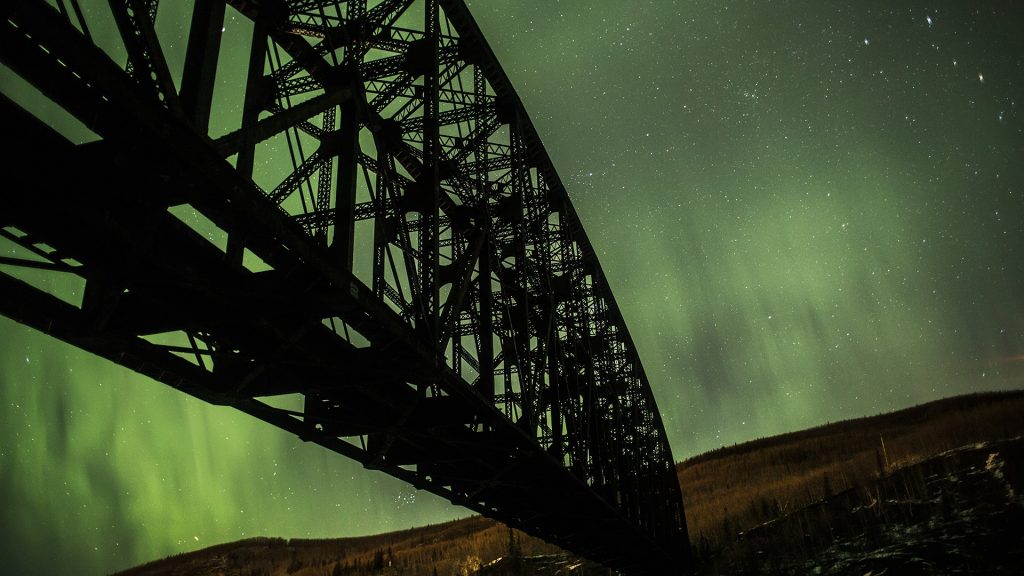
[{"x1": 0, "y1": 2, "x2": 691, "y2": 574}]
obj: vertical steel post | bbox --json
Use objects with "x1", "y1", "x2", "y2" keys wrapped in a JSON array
[
  {"x1": 180, "y1": 0, "x2": 225, "y2": 133},
  {"x1": 422, "y1": 0, "x2": 440, "y2": 344},
  {"x1": 229, "y1": 13, "x2": 269, "y2": 265},
  {"x1": 332, "y1": 99, "x2": 360, "y2": 271}
]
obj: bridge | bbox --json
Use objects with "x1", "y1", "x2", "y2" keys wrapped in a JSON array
[{"x1": 0, "y1": 1, "x2": 690, "y2": 573}]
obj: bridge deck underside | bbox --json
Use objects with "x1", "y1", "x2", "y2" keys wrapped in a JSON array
[{"x1": 0, "y1": 2, "x2": 690, "y2": 573}]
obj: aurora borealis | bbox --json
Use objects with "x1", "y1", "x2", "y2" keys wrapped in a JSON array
[{"x1": 1, "y1": 1, "x2": 1022, "y2": 574}]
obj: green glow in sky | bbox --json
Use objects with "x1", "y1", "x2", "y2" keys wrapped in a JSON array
[
  {"x1": 1, "y1": 1, "x2": 1022, "y2": 574},
  {"x1": 464, "y1": 0, "x2": 1023, "y2": 445}
]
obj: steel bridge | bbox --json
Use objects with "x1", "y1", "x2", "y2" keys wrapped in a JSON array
[{"x1": 0, "y1": 1, "x2": 690, "y2": 573}]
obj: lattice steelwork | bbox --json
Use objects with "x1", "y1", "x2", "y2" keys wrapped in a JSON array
[{"x1": 0, "y1": 1, "x2": 690, "y2": 573}]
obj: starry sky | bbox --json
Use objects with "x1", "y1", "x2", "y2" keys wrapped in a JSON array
[{"x1": 1, "y1": 1, "x2": 1022, "y2": 574}]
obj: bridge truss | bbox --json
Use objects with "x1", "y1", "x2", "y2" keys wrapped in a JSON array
[{"x1": 0, "y1": 1, "x2": 690, "y2": 572}]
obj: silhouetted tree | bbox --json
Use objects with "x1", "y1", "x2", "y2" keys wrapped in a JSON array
[
  {"x1": 372, "y1": 548, "x2": 385, "y2": 571},
  {"x1": 506, "y1": 526, "x2": 520, "y2": 559}
]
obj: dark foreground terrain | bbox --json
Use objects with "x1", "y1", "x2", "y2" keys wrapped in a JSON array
[
  {"x1": 118, "y1": 391, "x2": 1024, "y2": 576},
  {"x1": 711, "y1": 437, "x2": 1024, "y2": 575}
]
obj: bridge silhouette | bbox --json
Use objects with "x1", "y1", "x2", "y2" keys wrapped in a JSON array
[{"x1": 0, "y1": 1, "x2": 690, "y2": 573}]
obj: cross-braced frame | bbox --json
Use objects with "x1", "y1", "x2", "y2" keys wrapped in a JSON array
[{"x1": 0, "y1": 1, "x2": 690, "y2": 573}]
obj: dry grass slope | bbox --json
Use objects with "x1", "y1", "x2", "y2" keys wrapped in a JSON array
[
  {"x1": 115, "y1": 517, "x2": 562, "y2": 576},
  {"x1": 678, "y1": 390, "x2": 1024, "y2": 553}
]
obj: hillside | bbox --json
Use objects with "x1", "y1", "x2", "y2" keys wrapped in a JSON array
[
  {"x1": 114, "y1": 516, "x2": 569, "y2": 576},
  {"x1": 118, "y1": 390, "x2": 1024, "y2": 575},
  {"x1": 679, "y1": 390, "x2": 1024, "y2": 552}
]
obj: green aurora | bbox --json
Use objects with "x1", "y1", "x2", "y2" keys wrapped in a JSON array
[{"x1": 1, "y1": 1, "x2": 1022, "y2": 574}]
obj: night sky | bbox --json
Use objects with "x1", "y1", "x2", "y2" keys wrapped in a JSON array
[{"x1": 2, "y1": 1, "x2": 1022, "y2": 574}]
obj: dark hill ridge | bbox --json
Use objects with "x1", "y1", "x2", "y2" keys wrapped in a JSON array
[
  {"x1": 114, "y1": 516, "x2": 565, "y2": 576},
  {"x1": 679, "y1": 389, "x2": 1024, "y2": 550},
  {"x1": 727, "y1": 437, "x2": 1024, "y2": 575},
  {"x1": 117, "y1": 390, "x2": 1024, "y2": 576},
  {"x1": 683, "y1": 390, "x2": 1024, "y2": 466}
]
